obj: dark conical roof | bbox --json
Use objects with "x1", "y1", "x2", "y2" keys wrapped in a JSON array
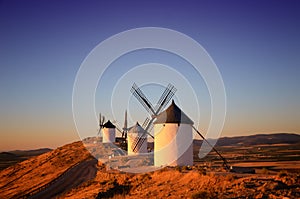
[
  {"x1": 154, "y1": 100, "x2": 194, "y2": 124},
  {"x1": 103, "y1": 120, "x2": 116, "y2": 128},
  {"x1": 128, "y1": 122, "x2": 147, "y2": 136}
]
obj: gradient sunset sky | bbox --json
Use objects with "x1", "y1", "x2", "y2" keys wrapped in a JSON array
[{"x1": 1, "y1": 0, "x2": 299, "y2": 151}]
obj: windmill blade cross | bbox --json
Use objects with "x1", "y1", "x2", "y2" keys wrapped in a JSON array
[
  {"x1": 102, "y1": 116, "x2": 105, "y2": 125},
  {"x1": 132, "y1": 137, "x2": 147, "y2": 152},
  {"x1": 97, "y1": 128, "x2": 101, "y2": 136},
  {"x1": 142, "y1": 117, "x2": 150, "y2": 129},
  {"x1": 131, "y1": 136, "x2": 140, "y2": 151},
  {"x1": 131, "y1": 116, "x2": 155, "y2": 152},
  {"x1": 132, "y1": 118, "x2": 154, "y2": 152},
  {"x1": 131, "y1": 83, "x2": 177, "y2": 152},
  {"x1": 122, "y1": 110, "x2": 128, "y2": 139},
  {"x1": 123, "y1": 110, "x2": 128, "y2": 130},
  {"x1": 98, "y1": 113, "x2": 105, "y2": 136},
  {"x1": 155, "y1": 83, "x2": 176, "y2": 115},
  {"x1": 130, "y1": 83, "x2": 156, "y2": 115}
]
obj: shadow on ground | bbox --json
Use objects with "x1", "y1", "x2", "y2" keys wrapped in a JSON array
[{"x1": 96, "y1": 180, "x2": 131, "y2": 198}]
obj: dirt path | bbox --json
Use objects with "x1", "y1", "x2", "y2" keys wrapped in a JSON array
[{"x1": 27, "y1": 158, "x2": 97, "y2": 199}]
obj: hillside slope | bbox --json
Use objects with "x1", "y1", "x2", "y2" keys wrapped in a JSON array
[
  {"x1": 0, "y1": 133, "x2": 299, "y2": 198},
  {"x1": 0, "y1": 141, "x2": 92, "y2": 198},
  {"x1": 59, "y1": 166, "x2": 300, "y2": 199}
]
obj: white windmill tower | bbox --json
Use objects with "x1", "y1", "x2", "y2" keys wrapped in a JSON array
[
  {"x1": 128, "y1": 83, "x2": 231, "y2": 170},
  {"x1": 102, "y1": 120, "x2": 116, "y2": 143},
  {"x1": 127, "y1": 122, "x2": 148, "y2": 155},
  {"x1": 154, "y1": 100, "x2": 194, "y2": 167}
]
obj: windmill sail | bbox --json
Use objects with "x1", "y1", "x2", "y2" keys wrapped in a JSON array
[
  {"x1": 142, "y1": 117, "x2": 150, "y2": 129},
  {"x1": 131, "y1": 83, "x2": 156, "y2": 115},
  {"x1": 123, "y1": 110, "x2": 128, "y2": 131},
  {"x1": 122, "y1": 110, "x2": 128, "y2": 139},
  {"x1": 131, "y1": 137, "x2": 147, "y2": 152},
  {"x1": 155, "y1": 83, "x2": 177, "y2": 114},
  {"x1": 130, "y1": 83, "x2": 177, "y2": 152},
  {"x1": 98, "y1": 113, "x2": 105, "y2": 136}
]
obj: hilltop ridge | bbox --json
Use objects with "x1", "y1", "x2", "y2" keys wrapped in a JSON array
[{"x1": 0, "y1": 133, "x2": 299, "y2": 198}]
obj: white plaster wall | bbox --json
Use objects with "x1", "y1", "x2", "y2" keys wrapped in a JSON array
[
  {"x1": 102, "y1": 128, "x2": 116, "y2": 143},
  {"x1": 154, "y1": 123, "x2": 193, "y2": 166},
  {"x1": 127, "y1": 134, "x2": 147, "y2": 155}
]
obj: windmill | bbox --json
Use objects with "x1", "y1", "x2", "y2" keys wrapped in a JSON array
[
  {"x1": 111, "y1": 110, "x2": 130, "y2": 138},
  {"x1": 113, "y1": 110, "x2": 130, "y2": 151},
  {"x1": 130, "y1": 83, "x2": 177, "y2": 153},
  {"x1": 122, "y1": 110, "x2": 129, "y2": 139},
  {"x1": 153, "y1": 100, "x2": 230, "y2": 170},
  {"x1": 97, "y1": 113, "x2": 105, "y2": 136}
]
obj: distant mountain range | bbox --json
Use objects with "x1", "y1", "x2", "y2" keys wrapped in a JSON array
[
  {"x1": 0, "y1": 148, "x2": 52, "y2": 159},
  {"x1": 194, "y1": 133, "x2": 300, "y2": 146},
  {"x1": 0, "y1": 148, "x2": 52, "y2": 170}
]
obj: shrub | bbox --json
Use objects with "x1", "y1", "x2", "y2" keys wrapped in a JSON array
[
  {"x1": 197, "y1": 167, "x2": 207, "y2": 175},
  {"x1": 191, "y1": 190, "x2": 212, "y2": 199},
  {"x1": 175, "y1": 166, "x2": 182, "y2": 172},
  {"x1": 278, "y1": 170, "x2": 288, "y2": 178}
]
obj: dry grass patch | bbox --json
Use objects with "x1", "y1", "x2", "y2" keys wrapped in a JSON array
[{"x1": 0, "y1": 141, "x2": 91, "y2": 198}]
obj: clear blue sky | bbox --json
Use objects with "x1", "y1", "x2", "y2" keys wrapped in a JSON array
[{"x1": 0, "y1": 0, "x2": 299, "y2": 151}]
